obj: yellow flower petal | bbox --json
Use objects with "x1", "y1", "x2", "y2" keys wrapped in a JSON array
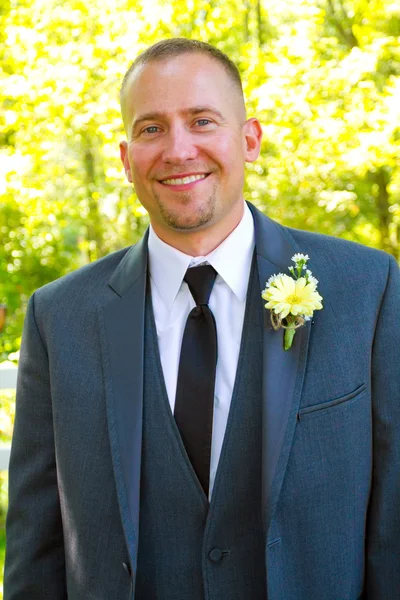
[{"x1": 263, "y1": 273, "x2": 323, "y2": 318}]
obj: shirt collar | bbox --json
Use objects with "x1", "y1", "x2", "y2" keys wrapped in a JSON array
[{"x1": 148, "y1": 202, "x2": 255, "y2": 310}]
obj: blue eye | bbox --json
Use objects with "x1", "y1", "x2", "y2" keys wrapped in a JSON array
[
  {"x1": 143, "y1": 126, "x2": 159, "y2": 134},
  {"x1": 196, "y1": 119, "x2": 211, "y2": 126}
]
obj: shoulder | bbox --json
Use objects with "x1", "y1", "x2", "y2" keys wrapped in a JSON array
[
  {"x1": 32, "y1": 246, "x2": 132, "y2": 309},
  {"x1": 271, "y1": 225, "x2": 400, "y2": 339},
  {"x1": 279, "y1": 224, "x2": 399, "y2": 306},
  {"x1": 250, "y1": 202, "x2": 394, "y2": 281},
  {"x1": 28, "y1": 245, "x2": 144, "y2": 341},
  {"x1": 283, "y1": 224, "x2": 393, "y2": 275}
]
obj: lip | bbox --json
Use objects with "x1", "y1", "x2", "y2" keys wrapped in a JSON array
[{"x1": 156, "y1": 172, "x2": 211, "y2": 191}]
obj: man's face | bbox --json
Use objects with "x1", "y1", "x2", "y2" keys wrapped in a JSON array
[{"x1": 120, "y1": 53, "x2": 261, "y2": 243}]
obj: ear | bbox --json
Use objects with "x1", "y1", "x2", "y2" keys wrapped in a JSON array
[
  {"x1": 119, "y1": 140, "x2": 133, "y2": 183},
  {"x1": 243, "y1": 118, "x2": 263, "y2": 163}
]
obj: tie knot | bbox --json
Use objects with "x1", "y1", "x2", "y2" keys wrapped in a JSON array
[{"x1": 184, "y1": 265, "x2": 217, "y2": 306}]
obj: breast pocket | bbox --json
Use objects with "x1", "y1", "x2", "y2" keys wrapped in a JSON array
[{"x1": 298, "y1": 383, "x2": 367, "y2": 421}]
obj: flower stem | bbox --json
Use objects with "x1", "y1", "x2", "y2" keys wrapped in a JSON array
[{"x1": 284, "y1": 327, "x2": 296, "y2": 350}]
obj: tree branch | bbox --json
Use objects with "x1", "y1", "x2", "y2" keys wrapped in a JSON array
[
  {"x1": 326, "y1": 0, "x2": 359, "y2": 48},
  {"x1": 256, "y1": 0, "x2": 264, "y2": 47}
]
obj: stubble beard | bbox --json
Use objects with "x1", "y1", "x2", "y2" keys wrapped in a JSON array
[{"x1": 152, "y1": 180, "x2": 218, "y2": 231}]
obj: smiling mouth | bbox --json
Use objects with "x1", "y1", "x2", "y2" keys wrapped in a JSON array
[{"x1": 159, "y1": 173, "x2": 210, "y2": 186}]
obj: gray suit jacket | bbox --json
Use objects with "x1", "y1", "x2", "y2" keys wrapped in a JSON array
[{"x1": 4, "y1": 203, "x2": 400, "y2": 599}]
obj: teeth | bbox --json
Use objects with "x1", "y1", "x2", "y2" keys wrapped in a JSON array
[{"x1": 162, "y1": 174, "x2": 207, "y2": 185}]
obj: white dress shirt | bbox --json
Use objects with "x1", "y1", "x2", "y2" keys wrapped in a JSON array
[{"x1": 148, "y1": 202, "x2": 255, "y2": 497}]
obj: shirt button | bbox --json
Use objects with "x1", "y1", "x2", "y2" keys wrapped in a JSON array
[{"x1": 209, "y1": 548, "x2": 223, "y2": 562}]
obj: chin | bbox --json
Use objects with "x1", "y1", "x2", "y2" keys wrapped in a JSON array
[
  {"x1": 164, "y1": 212, "x2": 214, "y2": 231},
  {"x1": 159, "y1": 200, "x2": 216, "y2": 231}
]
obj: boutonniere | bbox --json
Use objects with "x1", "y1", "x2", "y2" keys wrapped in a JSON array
[{"x1": 261, "y1": 254, "x2": 323, "y2": 351}]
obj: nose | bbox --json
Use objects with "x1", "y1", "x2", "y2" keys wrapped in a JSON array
[{"x1": 161, "y1": 124, "x2": 198, "y2": 164}]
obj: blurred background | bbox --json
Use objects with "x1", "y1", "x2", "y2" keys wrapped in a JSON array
[{"x1": 0, "y1": 0, "x2": 399, "y2": 594}]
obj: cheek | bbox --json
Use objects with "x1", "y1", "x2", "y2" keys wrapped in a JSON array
[
  {"x1": 128, "y1": 146, "x2": 154, "y2": 180},
  {"x1": 210, "y1": 134, "x2": 244, "y2": 171}
]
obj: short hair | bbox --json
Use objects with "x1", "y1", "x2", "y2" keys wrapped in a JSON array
[{"x1": 120, "y1": 38, "x2": 244, "y2": 106}]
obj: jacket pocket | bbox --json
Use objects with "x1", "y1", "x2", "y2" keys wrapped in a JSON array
[{"x1": 298, "y1": 383, "x2": 367, "y2": 421}]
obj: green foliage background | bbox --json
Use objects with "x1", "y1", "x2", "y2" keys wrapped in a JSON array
[
  {"x1": 1, "y1": 0, "x2": 400, "y2": 358},
  {"x1": 0, "y1": 0, "x2": 399, "y2": 592}
]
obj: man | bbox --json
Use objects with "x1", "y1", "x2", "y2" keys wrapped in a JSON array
[{"x1": 4, "y1": 38, "x2": 400, "y2": 600}]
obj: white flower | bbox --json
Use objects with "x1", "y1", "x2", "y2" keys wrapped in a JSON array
[
  {"x1": 306, "y1": 269, "x2": 319, "y2": 285},
  {"x1": 292, "y1": 253, "x2": 309, "y2": 264}
]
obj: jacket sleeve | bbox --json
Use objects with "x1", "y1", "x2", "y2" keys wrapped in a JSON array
[
  {"x1": 366, "y1": 254, "x2": 400, "y2": 598},
  {"x1": 4, "y1": 293, "x2": 67, "y2": 599}
]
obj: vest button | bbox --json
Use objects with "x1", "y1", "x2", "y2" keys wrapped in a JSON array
[
  {"x1": 122, "y1": 562, "x2": 132, "y2": 577},
  {"x1": 209, "y1": 548, "x2": 223, "y2": 562}
]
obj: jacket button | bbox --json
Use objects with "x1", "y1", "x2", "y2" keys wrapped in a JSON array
[
  {"x1": 122, "y1": 562, "x2": 132, "y2": 577},
  {"x1": 209, "y1": 548, "x2": 223, "y2": 562}
]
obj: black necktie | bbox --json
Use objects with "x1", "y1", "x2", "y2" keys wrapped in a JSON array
[{"x1": 174, "y1": 264, "x2": 218, "y2": 496}]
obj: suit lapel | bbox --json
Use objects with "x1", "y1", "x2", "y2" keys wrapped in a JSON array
[
  {"x1": 248, "y1": 204, "x2": 311, "y2": 534},
  {"x1": 97, "y1": 205, "x2": 311, "y2": 561},
  {"x1": 98, "y1": 232, "x2": 148, "y2": 572}
]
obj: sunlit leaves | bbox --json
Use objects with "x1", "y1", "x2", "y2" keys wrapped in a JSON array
[{"x1": 0, "y1": 0, "x2": 399, "y2": 359}]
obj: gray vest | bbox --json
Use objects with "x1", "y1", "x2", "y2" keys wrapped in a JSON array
[{"x1": 135, "y1": 256, "x2": 266, "y2": 599}]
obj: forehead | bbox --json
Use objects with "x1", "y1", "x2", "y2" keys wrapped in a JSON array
[{"x1": 123, "y1": 53, "x2": 240, "y2": 124}]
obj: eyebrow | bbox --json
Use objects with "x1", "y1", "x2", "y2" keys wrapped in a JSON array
[{"x1": 131, "y1": 105, "x2": 226, "y2": 135}]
